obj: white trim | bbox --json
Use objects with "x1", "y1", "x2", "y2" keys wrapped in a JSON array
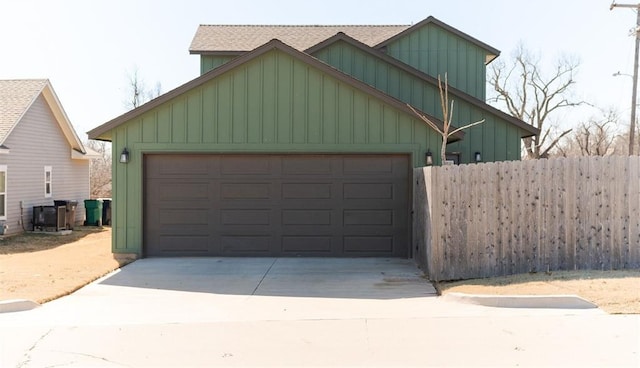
[
  {"x1": 44, "y1": 166, "x2": 52, "y2": 198},
  {"x1": 0, "y1": 165, "x2": 6, "y2": 220},
  {"x1": 72, "y1": 147, "x2": 101, "y2": 160}
]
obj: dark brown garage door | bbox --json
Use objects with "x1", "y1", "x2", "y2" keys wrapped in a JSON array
[{"x1": 144, "y1": 154, "x2": 410, "y2": 257}]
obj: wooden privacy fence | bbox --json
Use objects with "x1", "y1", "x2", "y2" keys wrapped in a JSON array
[{"x1": 413, "y1": 156, "x2": 640, "y2": 281}]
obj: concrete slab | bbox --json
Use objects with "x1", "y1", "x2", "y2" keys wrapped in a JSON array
[
  {"x1": 0, "y1": 299, "x2": 39, "y2": 313},
  {"x1": 444, "y1": 292, "x2": 598, "y2": 309},
  {"x1": 1, "y1": 258, "x2": 638, "y2": 367}
]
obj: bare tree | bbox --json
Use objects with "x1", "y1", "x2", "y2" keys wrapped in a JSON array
[
  {"x1": 489, "y1": 45, "x2": 585, "y2": 159},
  {"x1": 556, "y1": 110, "x2": 621, "y2": 157},
  {"x1": 86, "y1": 68, "x2": 162, "y2": 198},
  {"x1": 610, "y1": 122, "x2": 640, "y2": 155},
  {"x1": 124, "y1": 67, "x2": 162, "y2": 109},
  {"x1": 408, "y1": 74, "x2": 485, "y2": 164},
  {"x1": 86, "y1": 140, "x2": 112, "y2": 198}
]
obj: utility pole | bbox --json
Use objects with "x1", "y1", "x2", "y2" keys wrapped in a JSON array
[{"x1": 611, "y1": 2, "x2": 640, "y2": 155}]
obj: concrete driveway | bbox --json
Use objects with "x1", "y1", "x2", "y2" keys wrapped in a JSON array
[{"x1": 1, "y1": 258, "x2": 638, "y2": 367}]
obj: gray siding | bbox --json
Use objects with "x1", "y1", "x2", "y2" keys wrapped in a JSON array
[{"x1": 0, "y1": 95, "x2": 90, "y2": 235}]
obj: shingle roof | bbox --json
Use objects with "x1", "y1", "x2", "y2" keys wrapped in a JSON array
[
  {"x1": 0, "y1": 79, "x2": 48, "y2": 141},
  {"x1": 0, "y1": 79, "x2": 88, "y2": 154},
  {"x1": 189, "y1": 24, "x2": 409, "y2": 53}
]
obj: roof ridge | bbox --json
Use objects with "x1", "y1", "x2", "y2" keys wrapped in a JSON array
[
  {"x1": 0, "y1": 78, "x2": 48, "y2": 82},
  {"x1": 198, "y1": 24, "x2": 410, "y2": 27}
]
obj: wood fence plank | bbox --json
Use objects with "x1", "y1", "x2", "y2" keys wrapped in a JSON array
[
  {"x1": 629, "y1": 156, "x2": 640, "y2": 268},
  {"x1": 564, "y1": 158, "x2": 577, "y2": 270},
  {"x1": 611, "y1": 156, "x2": 626, "y2": 269}
]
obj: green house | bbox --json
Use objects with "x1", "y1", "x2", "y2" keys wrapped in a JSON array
[{"x1": 88, "y1": 16, "x2": 538, "y2": 258}]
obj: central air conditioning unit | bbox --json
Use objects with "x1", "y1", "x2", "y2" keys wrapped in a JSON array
[{"x1": 33, "y1": 205, "x2": 66, "y2": 231}]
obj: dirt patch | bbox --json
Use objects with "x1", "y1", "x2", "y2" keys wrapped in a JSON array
[
  {"x1": 0, "y1": 227, "x2": 135, "y2": 304},
  {"x1": 437, "y1": 270, "x2": 640, "y2": 314}
]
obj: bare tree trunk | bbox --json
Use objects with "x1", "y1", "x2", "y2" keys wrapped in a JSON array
[{"x1": 408, "y1": 74, "x2": 484, "y2": 165}]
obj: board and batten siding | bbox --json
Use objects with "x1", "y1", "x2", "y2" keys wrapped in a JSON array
[
  {"x1": 384, "y1": 23, "x2": 489, "y2": 101},
  {"x1": 200, "y1": 55, "x2": 238, "y2": 75},
  {"x1": 109, "y1": 48, "x2": 440, "y2": 255},
  {"x1": 313, "y1": 41, "x2": 523, "y2": 164},
  {"x1": 0, "y1": 95, "x2": 89, "y2": 235}
]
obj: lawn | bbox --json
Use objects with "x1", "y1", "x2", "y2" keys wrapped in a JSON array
[
  {"x1": 0, "y1": 227, "x2": 135, "y2": 304},
  {"x1": 437, "y1": 269, "x2": 640, "y2": 314}
]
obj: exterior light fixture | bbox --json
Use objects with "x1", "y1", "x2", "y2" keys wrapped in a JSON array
[
  {"x1": 425, "y1": 150, "x2": 433, "y2": 166},
  {"x1": 474, "y1": 151, "x2": 482, "y2": 163},
  {"x1": 119, "y1": 147, "x2": 130, "y2": 164}
]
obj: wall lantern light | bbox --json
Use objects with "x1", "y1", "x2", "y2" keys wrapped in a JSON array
[
  {"x1": 119, "y1": 147, "x2": 130, "y2": 164},
  {"x1": 425, "y1": 150, "x2": 433, "y2": 166},
  {"x1": 474, "y1": 151, "x2": 482, "y2": 163}
]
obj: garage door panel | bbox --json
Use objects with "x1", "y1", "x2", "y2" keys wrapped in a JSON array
[
  {"x1": 282, "y1": 209, "x2": 332, "y2": 225},
  {"x1": 221, "y1": 236, "x2": 272, "y2": 253},
  {"x1": 149, "y1": 155, "x2": 211, "y2": 177},
  {"x1": 221, "y1": 156, "x2": 273, "y2": 175},
  {"x1": 149, "y1": 182, "x2": 211, "y2": 202},
  {"x1": 343, "y1": 236, "x2": 393, "y2": 253},
  {"x1": 281, "y1": 183, "x2": 332, "y2": 199},
  {"x1": 221, "y1": 209, "x2": 272, "y2": 225},
  {"x1": 221, "y1": 183, "x2": 271, "y2": 199},
  {"x1": 342, "y1": 156, "x2": 393, "y2": 174},
  {"x1": 156, "y1": 235, "x2": 211, "y2": 252},
  {"x1": 281, "y1": 236, "x2": 333, "y2": 252},
  {"x1": 343, "y1": 210, "x2": 393, "y2": 225},
  {"x1": 144, "y1": 154, "x2": 409, "y2": 257},
  {"x1": 158, "y1": 209, "x2": 210, "y2": 225},
  {"x1": 281, "y1": 157, "x2": 333, "y2": 175},
  {"x1": 343, "y1": 183, "x2": 393, "y2": 199}
]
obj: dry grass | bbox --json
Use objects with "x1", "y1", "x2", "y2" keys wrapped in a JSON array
[
  {"x1": 0, "y1": 227, "x2": 135, "y2": 304},
  {"x1": 0, "y1": 227, "x2": 104, "y2": 254},
  {"x1": 437, "y1": 270, "x2": 640, "y2": 314}
]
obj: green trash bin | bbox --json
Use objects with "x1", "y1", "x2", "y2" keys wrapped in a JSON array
[{"x1": 84, "y1": 199, "x2": 103, "y2": 226}]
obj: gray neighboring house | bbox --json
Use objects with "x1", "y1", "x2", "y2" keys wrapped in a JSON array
[{"x1": 0, "y1": 79, "x2": 96, "y2": 235}]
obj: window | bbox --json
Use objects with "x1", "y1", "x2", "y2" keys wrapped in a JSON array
[
  {"x1": 44, "y1": 166, "x2": 52, "y2": 198},
  {"x1": 445, "y1": 152, "x2": 461, "y2": 165},
  {"x1": 0, "y1": 166, "x2": 6, "y2": 219}
]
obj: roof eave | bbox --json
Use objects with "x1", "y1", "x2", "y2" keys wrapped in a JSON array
[
  {"x1": 41, "y1": 82, "x2": 86, "y2": 153},
  {"x1": 189, "y1": 50, "x2": 246, "y2": 56}
]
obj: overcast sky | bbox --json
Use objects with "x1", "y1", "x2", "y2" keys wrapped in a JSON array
[{"x1": 0, "y1": 0, "x2": 636, "y2": 140}]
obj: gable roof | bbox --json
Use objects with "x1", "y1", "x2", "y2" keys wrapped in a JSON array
[
  {"x1": 0, "y1": 79, "x2": 88, "y2": 155},
  {"x1": 375, "y1": 16, "x2": 500, "y2": 64},
  {"x1": 189, "y1": 24, "x2": 409, "y2": 55},
  {"x1": 90, "y1": 39, "x2": 459, "y2": 142},
  {"x1": 189, "y1": 16, "x2": 500, "y2": 64},
  {"x1": 306, "y1": 33, "x2": 538, "y2": 138}
]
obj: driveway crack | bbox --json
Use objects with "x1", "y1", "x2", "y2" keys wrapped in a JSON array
[
  {"x1": 16, "y1": 328, "x2": 53, "y2": 368},
  {"x1": 252, "y1": 258, "x2": 278, "y2": 295},
  {"x1": 47, "y1": 351, "x2": 132, "y2": 367}
]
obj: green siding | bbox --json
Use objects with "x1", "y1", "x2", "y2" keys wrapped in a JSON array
[
  {"x1": 200, "y1": 55, "x2": 237, "y2": 74},
  {"x1": 109, "y1": 49, "x2": 440, "y2": 255},
  {"x1": 384, "y1": 23, "x2": 488, "y2": 100},
  {"x1": 313, "y1": 41, "x2": 523, "y2": 164}
]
